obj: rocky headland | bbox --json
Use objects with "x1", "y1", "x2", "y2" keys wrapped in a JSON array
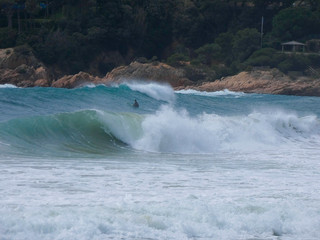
[
  {"x1": 187, "y1": 69, "x2": 320, "y2": 96},
  {"x1": 1, "y1": 47, "x2": 320, "y2": 97}
]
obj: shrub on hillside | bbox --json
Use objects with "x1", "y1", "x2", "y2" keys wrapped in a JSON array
[
  {"x1": 167, "y1": 53, "x2": 190, "y2": 67},
  {"x1": 278, "y1": 54, "x2": 311, "y2": 73},
  {"x1": 245, "y1": 48, "x2": 284, "y2": 68}
]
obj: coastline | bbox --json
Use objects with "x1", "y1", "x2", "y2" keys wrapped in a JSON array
[
  {"x1": 180, "y1": 69, "x2": 320, "y2": 97},
  {"x1": 1, "y1": 47, "x2": 320, "y2": 97}
]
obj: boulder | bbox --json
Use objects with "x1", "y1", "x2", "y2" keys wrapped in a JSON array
[
  {"x1": 0, "y1": 47, "x2": 51, "y2": 87},
  {"x1": 102, "y1": 61, "x2": 194, "y2": 87},
  {"x1": 34, "y1": 79, "x2": 50, "y2": 87},
  {"x1": 52, "y1": 71, "x2": 102, "y2": 88},
  {"x1": 0, "y1": 46, "x2": 41, "y2": 69}
]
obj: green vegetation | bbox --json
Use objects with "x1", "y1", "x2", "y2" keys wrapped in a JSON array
[{"x1": 1, "y1": 0, "x2": 320, "y2": 77}]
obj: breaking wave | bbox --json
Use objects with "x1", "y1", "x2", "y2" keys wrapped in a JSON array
[
  {"x1": 0, "y1": 106, "x2": 319, "y2": 156},
  {"x1": 0, "y1": 84, "x2": 17, "y2": 88},
  {"x1": 176, "y1": 89, "x2": 245, "y2": 97},
  {"x1": 121, "y1": 81, "x2": 175, "y2": 103}
]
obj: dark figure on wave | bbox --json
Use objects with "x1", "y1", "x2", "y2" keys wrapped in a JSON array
[{"x1": 133, "y1": 99, "x2": 139, "y2": 108}]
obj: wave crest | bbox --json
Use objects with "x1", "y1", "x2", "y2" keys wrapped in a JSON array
[
  {"x1": 1, "y1": 107, "x2": 319, "y2": 155},
  {"x1": 132, "y1": 106, "x2": 320, "y2": 153},
  {"x1": 122, "y1": 81, "x2": 175, "y2": 103},
  {"x1": 176, "y1": 89, "x2": 245, "y2": 97},
  {"x1": 0, "y1": 84, "x2": 17, "y2": 88}
]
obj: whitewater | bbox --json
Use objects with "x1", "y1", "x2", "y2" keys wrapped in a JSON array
[{"x1": 0, "y1": 82, "x2": 320, "y2": 240}]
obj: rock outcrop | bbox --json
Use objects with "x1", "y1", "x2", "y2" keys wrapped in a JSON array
[
  {"x1": 0, "y1": 47, "x2": 51, "y2": 87},
  {"x1": 52, "y1": 72, "x2": 103, "y2": 88},
  {"x1": 190, "y1": 69, "x2": 320, "y2": 96},
  {"x1": 1, "y1": 47, "x2": 320, "y2": 97},
  {"x1": 103, "y1": 61, "x2": 194, "y2": 87}
]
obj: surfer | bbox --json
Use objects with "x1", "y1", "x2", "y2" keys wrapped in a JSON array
[{"x1": 133, "y1": 99, "x2": 139, "y2": 108}]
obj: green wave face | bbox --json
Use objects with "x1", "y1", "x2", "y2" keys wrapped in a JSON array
[{"x1": 0, "y1": 109, "x2": 144, "y2": 157}]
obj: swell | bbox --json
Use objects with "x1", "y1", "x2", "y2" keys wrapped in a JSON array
[{"x1": 0, "y1": 83, "x2": 172, "y2": 122}]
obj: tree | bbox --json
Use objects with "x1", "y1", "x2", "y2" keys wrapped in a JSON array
[
  {"x1": 198, "y1": 0, "x2": 232, "y2": 41},
  {"x1": 195, "y1": 43, "x2": 222, "y2": 65},
  {"x1": 244, "y1": 48, "x2": 283, "y2": 67},
  {"x1": 172, "y1": 0, "x2": 202, "y2": 48},
  {"x1": 25, "y1": 0, "x2": 40, "y2": 29},
  {"x1": 215, "y1": 32, "x2": 234, "y2": 64},
  {"x1": 135, "y1": 0, "x2": 175, "y2": 58},
  {"x1": 0, "y1": 0, "x2": 15, "y2": 29},
  {"x1": 232, "y1": 28, "x2": 260, "y2": 61},
  {"x1": 272, "y1": 7, "x2": 320, "y2": 41}
]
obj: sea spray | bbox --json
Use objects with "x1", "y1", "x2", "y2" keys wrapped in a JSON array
[
  {"x1": 0, "y1": 84, "x2": 17, "y2": 88},
  {"x1": 132, "y1": 106, "x2": 320, "y2": 153},
  {"x1": 123, "y1": 81, "x2": 176, "y2": 103},
  {"x1": 96, "y1": 110, "x2": 144, "y2": 146},
  {"x1": 176, "y1": 88, "x2": 245, "y2": 97}
]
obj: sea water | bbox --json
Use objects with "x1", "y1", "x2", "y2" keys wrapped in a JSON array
[{"x1": 0, "y1": 82, "x2": 320, "y2": 240}]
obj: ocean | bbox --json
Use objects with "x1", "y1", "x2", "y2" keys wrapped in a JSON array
[{"x1": 0, "y1": 82, "x2": 320, "y2": 240}]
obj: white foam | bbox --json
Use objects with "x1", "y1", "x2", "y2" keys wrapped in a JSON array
[
  {"x1": 81, "y1": 83, "x2": 97, "y2": 88},
  {"x1": 1, "y1": 80, "x2": 320, "y2": 240},
  {"x1": 123, "y1": 81, "x2": 176, "y2": 103},
  {"x1": 176, "y1": 89, "x2": 245, "y2": 97},
  {"x1": 97, "y1": 110, "x2": 143, "y2": 145},
  {"x1": 0, "y1": 84, "x2": 17, "y2": 88},
  {"x1": 130, "y1": 106, "x2": 320, "y2": 153},
  {"x1": 1, "y1": 109, "x2": 320, "y2": 240},
  {"x1": 1, "y1": 150, "x2": 320, "y2": 240}
]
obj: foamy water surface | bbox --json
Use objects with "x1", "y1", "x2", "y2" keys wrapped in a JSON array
[{"x1": 0, "y1": 83, "x2": 320, "y2": 240}]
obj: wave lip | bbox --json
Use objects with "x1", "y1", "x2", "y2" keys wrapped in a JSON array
[
  {"x1": 121, "y1": 81, "x2": 176, "y2": 103},
  {"x1": 176, "y1": 89, "x2": 245, "y2": 97},
  {"x1": 0, "y1": 84, "x2": 17, "y2": 88}
]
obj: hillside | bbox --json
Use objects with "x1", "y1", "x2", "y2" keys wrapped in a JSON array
[{"x1": 1, "y1": 0, "x2": 320, "y2": 82}]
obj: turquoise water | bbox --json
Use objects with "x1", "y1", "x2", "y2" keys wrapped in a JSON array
[{"x1": 1, "y1": 82, "x2": 320, "y2": 239}]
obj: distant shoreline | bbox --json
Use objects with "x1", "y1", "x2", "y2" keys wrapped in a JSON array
[{"x1": 1, "y1": 48, "x2": 320, "y2": 97}]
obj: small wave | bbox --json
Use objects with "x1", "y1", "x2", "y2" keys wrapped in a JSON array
[
  {"x1": 80, "y1": 83, "x2": 99, "y2": 88},
  {"x1": 122, "y1": 81, "x2": 175, "y2": 103},
  {"x1": 176, "y1": 89, "x2": 245, "y2": 97},
  {"x1": 0, "y1": 84, "x2": 17, "y2": 88}
]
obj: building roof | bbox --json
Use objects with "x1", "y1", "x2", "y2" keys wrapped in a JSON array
[{"x1": 281, "y1": 41, "x2": 306, "y2": 46}]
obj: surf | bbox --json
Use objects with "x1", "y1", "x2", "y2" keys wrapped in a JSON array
[
  {"x1": 176, "y1": 88, "x2": 245, "y2": 97},
  {"x1": 1, "y1": 106, "x2": 319, "y2": 156},
  {"x1": 121, "y1": 81, "x2": 175, "y2": 103},
  {"x1": 0, "y1": 84, "x2": 17, "y2": 88},
  {"x1": 132, "y1": 106, "x2": 320, "y2": 153},
  {"x1": 1, "y1": 83, "x2": 320, "y2": 240}
]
